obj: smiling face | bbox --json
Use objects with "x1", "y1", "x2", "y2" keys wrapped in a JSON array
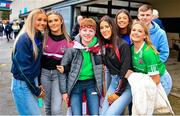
[
  {"x1": 34, "y1": 13, "x2": 47, "y2": 32},
  {"x1": 48, "y1": 14, "x2": 63, "y2": 35},
  {"x1": 117, "y1": 12, "x2": 129, "y2": 29},
  {"x1": 130, "y1": 23, "x2": 146, "y2": 43},
  {"x1": 100, "y1": 20, "x2": 112, "y2": 40},
  {"x1": 138, "y1": 9, "x2": 153, "y2": 27},
  {"x1": 80, "y1": 27, "x2": 96, "y2": 45}
]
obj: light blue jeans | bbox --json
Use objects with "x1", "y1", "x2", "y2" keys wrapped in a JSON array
[
  {"x1": 160, "y1": 70, "x2": 172, "y2": 95},
  {"x1": 11, "y1": 77, "x2": 41, "y2": 115},
  {"x1": 70, "y1": 79, "x2": 99, "y2": 115},
  {"x1": 41, "y1": 68, "x2": 62, "y2": 115},
  {"x1": 101, "y1": 75, "x2": 132, "y2": 115},
  {"x1": 105, "y1": 67, "x2": 111, "y2": 90}
]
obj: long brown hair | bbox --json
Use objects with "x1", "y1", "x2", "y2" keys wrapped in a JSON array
[
  {"x1": 43, "y1": 10, "x2": 71, "y2": 49},
  {"x1": 115, "y1": 9, "x2": 132, "y2": 35},
  {"x1": 99, "y1": 15, "x2": 121, "y2": 52},
  {"x1": 131, "y1": 19, "x2": 158, "y2": 54}
]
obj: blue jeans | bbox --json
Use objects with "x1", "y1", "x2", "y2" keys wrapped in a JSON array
[
  {"x1": 70, "y1": 79, "x2": 99, "y2": 115},
  {"x1": 11, "y1": 77, "x2": 41, "y2": 115},
  {"x1": 105, "y1": 67, "x2": 111, "y2": 91},
  {"x1": 101, "y1": 75, "x2": 132, "y2": 115},
  {"x1": 160, "y1": 70, "x2": 172, "y2": 95},
  {"x1": 41, "y1": 68, "x2": 62, "y2": 115}
]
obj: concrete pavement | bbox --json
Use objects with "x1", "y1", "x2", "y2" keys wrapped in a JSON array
[
  {"x1": 0, "y1": 36, "x2": 180, "y2": 115},
  {"x1": 0, "y1": 37, "x2": 17, "y2": 115}
]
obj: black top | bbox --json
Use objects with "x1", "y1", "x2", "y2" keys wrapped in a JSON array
[
  {"x1": 104, "y1": 40, "x2": 131, "y2": 77},
  {"x1": 49, "y1": 32, "x2": 65, "y2": 41},
  {"x1": 104, "y1": 40, "x2": 132, "y2": 96}
]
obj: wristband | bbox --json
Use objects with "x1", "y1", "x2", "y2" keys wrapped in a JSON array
[{"x1": 38, "y1": 98, "x2": 43, "y2": 108}]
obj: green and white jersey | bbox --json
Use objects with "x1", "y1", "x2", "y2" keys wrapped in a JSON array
[{"x1": 132, "y1": 42, "x2": 165, "y2": 76}]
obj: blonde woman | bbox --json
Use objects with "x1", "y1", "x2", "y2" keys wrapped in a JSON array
[
  {"x1": 130, "y1": 20, "x2": 172, "y2": 95},
  {"x1": 41, "y1": 10, "x2": 71, "y2": 115},
  {"x1": 11, "y1": 9, "x2": 47, "y2": 115}
]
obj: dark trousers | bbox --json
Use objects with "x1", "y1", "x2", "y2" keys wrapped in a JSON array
[{"x1": 5, "y1": 32, "x2": 12, "y2": 41}]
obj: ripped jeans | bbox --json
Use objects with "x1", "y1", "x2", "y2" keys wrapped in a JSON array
[{"x1": 70, "y1": 79, "x2": 99, "y2": 115}]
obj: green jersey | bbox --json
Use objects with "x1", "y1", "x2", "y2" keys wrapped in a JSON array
[{"x1": 132, "y1": 43, "x2": 165, "y2": 76}]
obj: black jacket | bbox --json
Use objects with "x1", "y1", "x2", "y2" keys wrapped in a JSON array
[
  {"x1": 103, "y1": 40, "x2": 132, "y2": 96},
  {"x1": 104, "y1": 40, "x2": 131, "y2": 77}
]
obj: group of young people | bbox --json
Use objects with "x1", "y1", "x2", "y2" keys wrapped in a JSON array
[{"x1": 10, "y1": 4, "x2": 172, "y2": 115}]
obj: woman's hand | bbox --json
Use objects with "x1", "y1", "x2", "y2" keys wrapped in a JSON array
[
  {"x1": 63, "y1": 93, "x2": 69, "y2": 105},
  {"x1": 56, "y1": 65, "x2": 64, "y2": 73},
  {"x1": 38, "y1": 85, "x2": 46, "y2": 98},
  {"x1": 151, "y1": 74, "x2": 160, "y2": 85},
  {"x1": 125, "y1": 69, "x2": 133, "y2": 79},
  {"x1": 108, "y1": 93, "x2": 119, "y2": 105}
]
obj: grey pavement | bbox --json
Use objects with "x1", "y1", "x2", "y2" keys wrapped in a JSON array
[
  {"x1": 0, "y1": 36, "x2": 17, "y2": 115},
  {"x1": 0, "y1": 36, "x2": 180, "y2": 115}
]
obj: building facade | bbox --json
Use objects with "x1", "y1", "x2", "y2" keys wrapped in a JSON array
[
  {"x1": 10, "y1": 0, "x2": 180, "y2": 40},
  {"x1": 10, "y1": 0, "x2": 62, "y2": 20}
]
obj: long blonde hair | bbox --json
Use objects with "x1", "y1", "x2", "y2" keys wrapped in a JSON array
[
  {"x1": 13, "y1": 9, "x2": 46, "y2": 59},
  {"x1": 132, "y1": 19, "x2": 159, "y2": 54},
  {"x1": 43, "y1": 10, "x2": 71, "y2": 49}
]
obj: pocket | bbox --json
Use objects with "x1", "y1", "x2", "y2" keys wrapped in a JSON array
[
  {"x1": 53, "y1": 71, "x2": 59, "y2": 79},
  {"x1": 20, "y1": 84, "x2": 33, "y2": 96},
  {"x1": 71, "y1": 84, "x2": 81, "y2": 94},
  {"x1": 41, "y1": 68, "x2": 50, "y2": 77}
]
